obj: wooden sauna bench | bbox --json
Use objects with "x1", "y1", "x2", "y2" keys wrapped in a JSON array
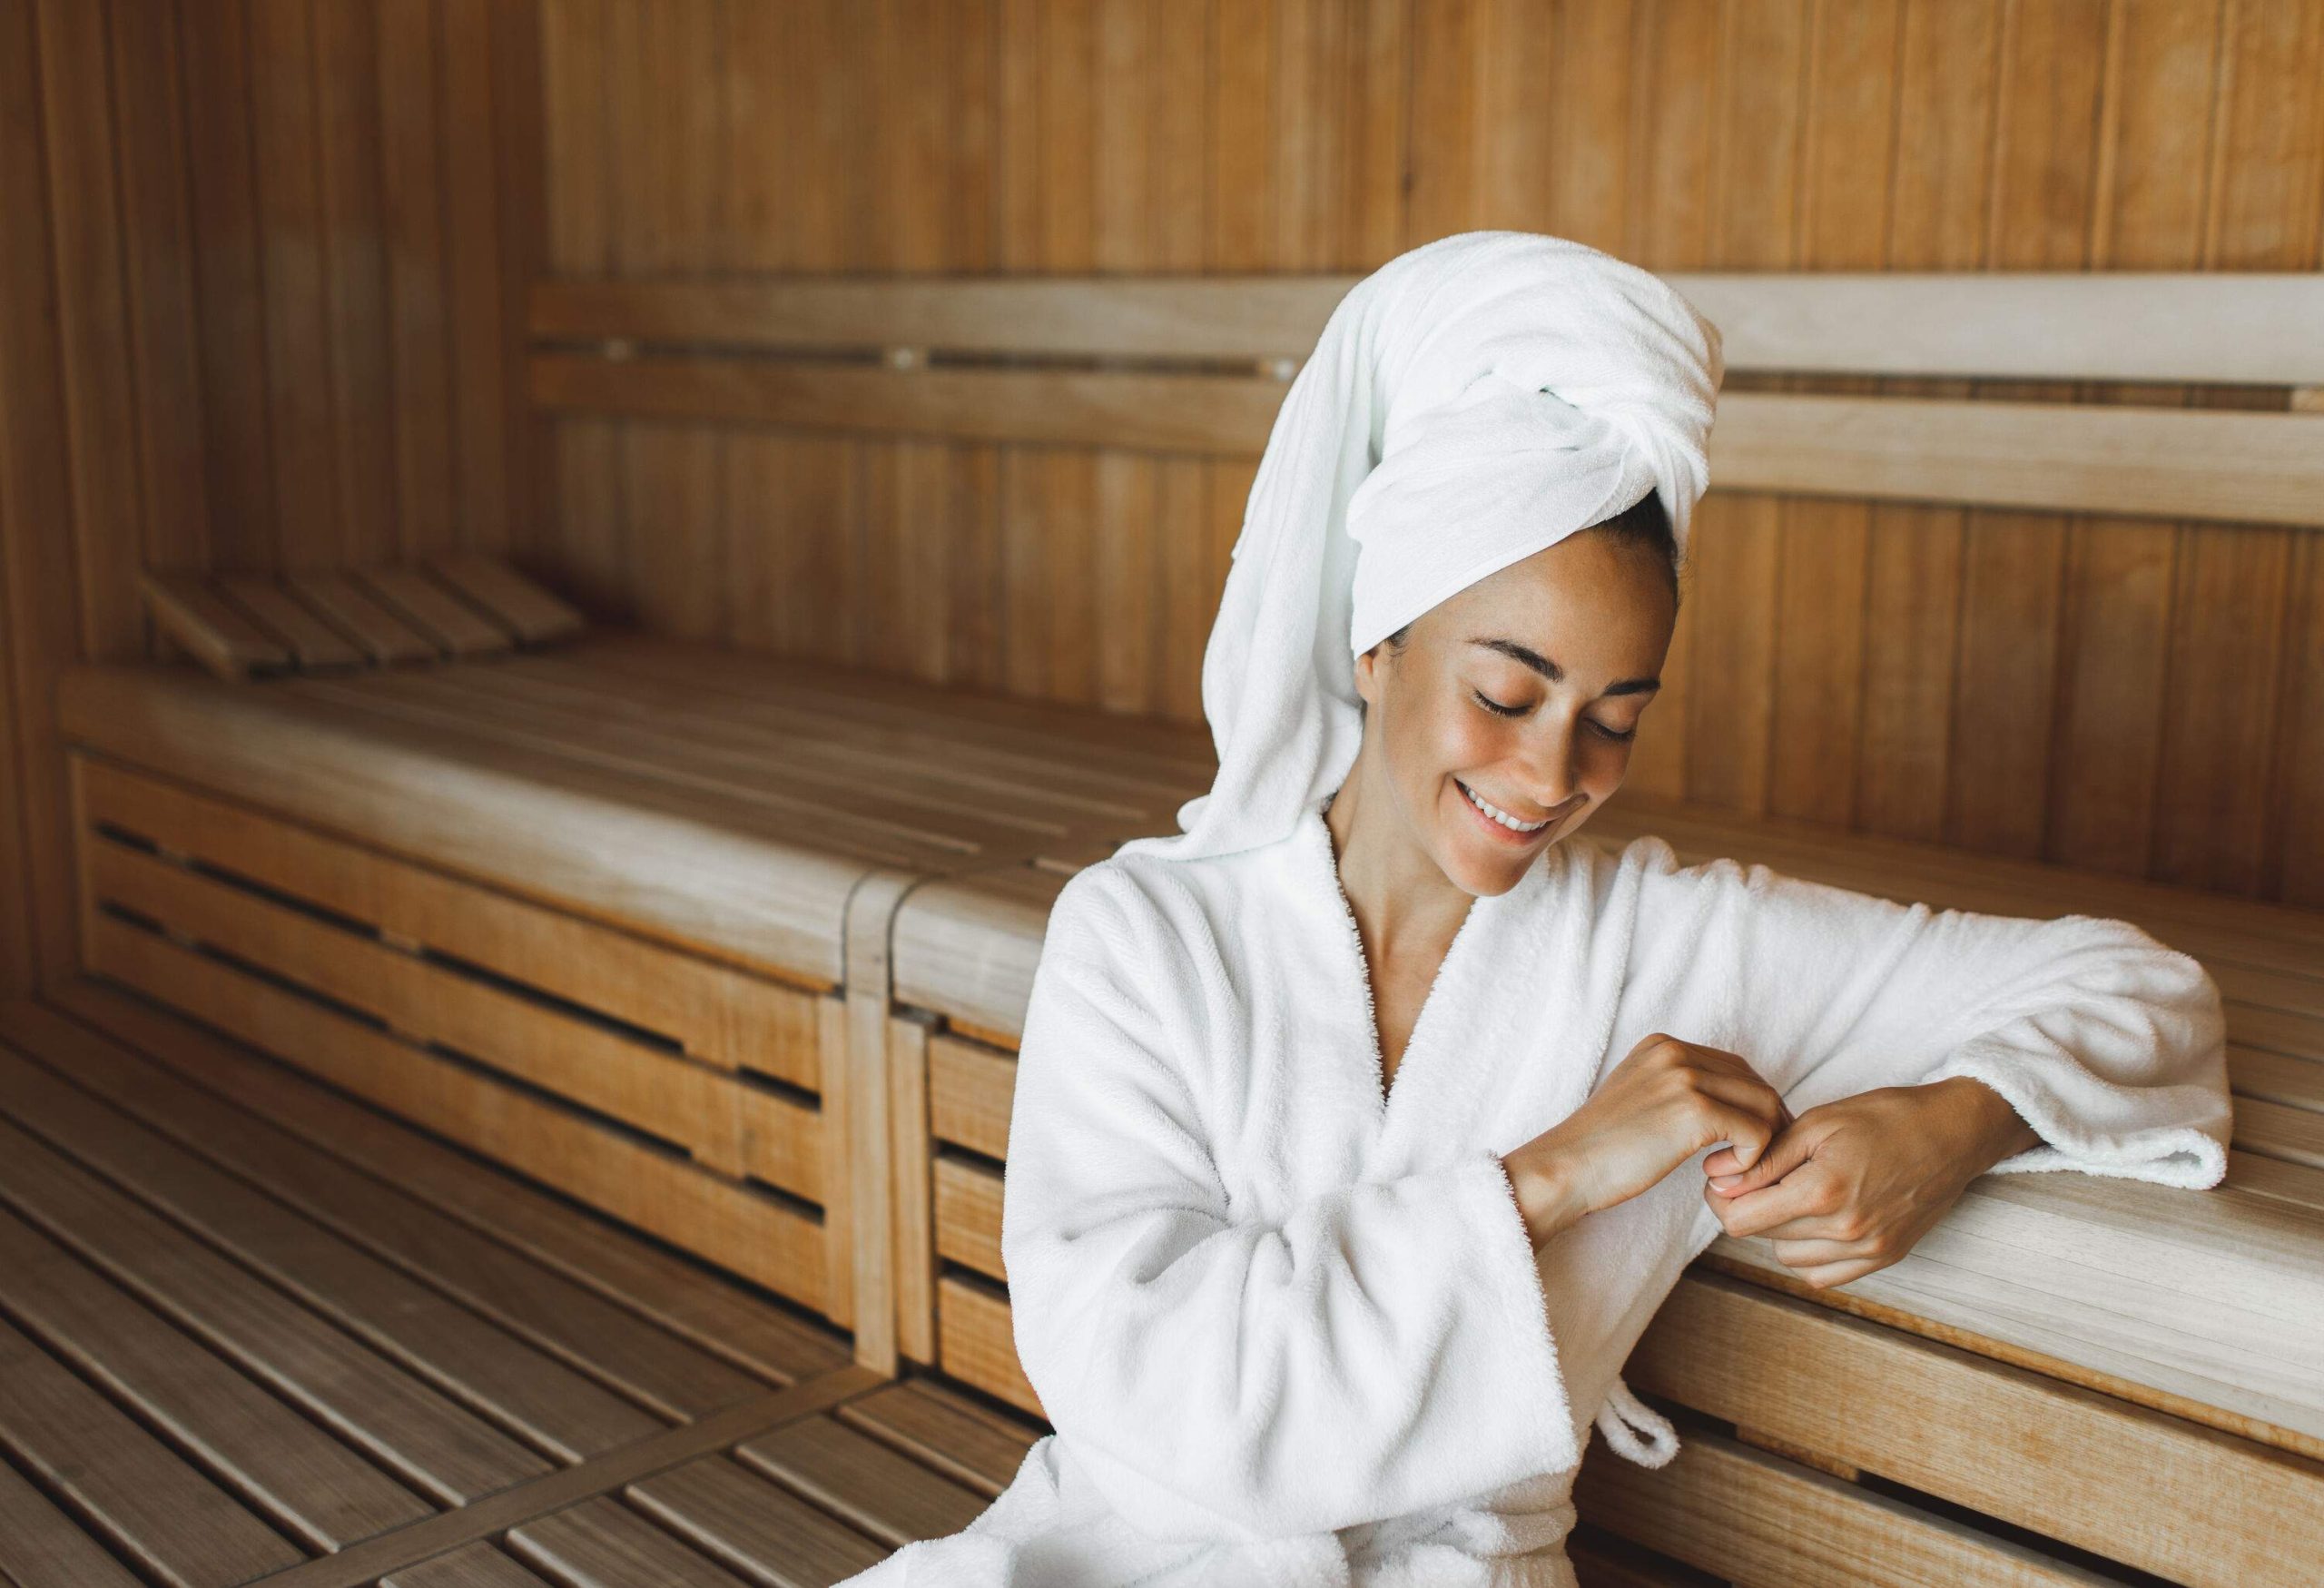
[
  {"x1": 891, "y1": 805, "x2": 2324, "y2": 1588},
  {"x1": 55, "y1": 635, "x2": 1216, "y2": 1363},
  {"x1": 0, "y1": 988, "x2": 1080, "y2": 1588}
]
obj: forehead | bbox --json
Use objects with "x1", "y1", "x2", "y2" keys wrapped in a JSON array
[{"x1": 1420, "y1": 531, "x2": 1675, "y2": 663}]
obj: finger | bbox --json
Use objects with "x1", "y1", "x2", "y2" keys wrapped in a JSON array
[
  {"x1": 1704, "y1": 1118, "x2": 1806, "y2": 1189},
  {"x1": 1770, "y1": 1235, "x2": 1879, "y2": 1267},
  {"x1": 1716, "y1": 1166, "x2": 1848, "y2": 1239},
  {"x1": 1687, "y1": 1071, "x2": 1790, "y2": 1159}
]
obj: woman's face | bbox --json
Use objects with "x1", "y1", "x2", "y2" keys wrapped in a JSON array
[{"x1": 1351, "y1": 528, "x2": 1677, "y2": 897}]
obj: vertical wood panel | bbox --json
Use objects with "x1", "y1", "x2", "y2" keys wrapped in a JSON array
[
  {"x1": 107, "y1": 0, "x2": 212, "y2": 577},
  {"x1": 38, "y1": 0, "x2": 148, "y2": 655},
  {"x1": 1765, "y1": 0, "x2": 1900, "y2": 827},
  {"x1": 1943, "y1": 0, "x2": 2106, "y2": 860},
  {"x1": 2046, "y1": 0, "x2": 2218, "y2": 876},
  {"x1": 1854, "y1": 0, "x2": 1998, "y2": 843},
  {"x1": 440, "y1": 0, "x2": 516, "y2": 552},
  {"x1": 378, "y1": 0, "x2": 458, "y2": 557},
  {"x1": 1610, "y1": 0, "x2": 1720, "y2": 802},
  {"x1": 179, "y1": 0, "x2": 278, "y2": 568},
  {"x1": 1682, "y1": 0, "x2": 1807, "y2": 815},
  {"x1": 315, "y1": 0, "x2": 398, "y2": 564},
  {"x1": 2149, "y1": 0, "x2": 2324, "y2": 893},
  {"x1": 248, "y1": 0, "x2": 341, "y2": 568},
  {"x1": 0, "y1": 0, "x2": 89, "y2": 984}
]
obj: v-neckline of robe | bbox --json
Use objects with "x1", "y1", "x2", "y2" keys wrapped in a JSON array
[{"x1": 1307, "y1": 797, "x2": 1496, "y2": 1123}]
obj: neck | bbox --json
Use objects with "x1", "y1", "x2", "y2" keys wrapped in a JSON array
[{"x1": 1324, "y1": 742, "x2": 1477, "y2": 959}]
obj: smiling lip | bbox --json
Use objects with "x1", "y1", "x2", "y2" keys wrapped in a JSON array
[{"x1": 1454, "y1": 778, "x2": 1569, "y2": 844}]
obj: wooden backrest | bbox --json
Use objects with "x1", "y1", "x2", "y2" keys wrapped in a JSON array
[{"x1": 530, "y1": 272, "x2": 2324, "y2": 528}]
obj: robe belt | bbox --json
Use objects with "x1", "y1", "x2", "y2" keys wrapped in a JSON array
[{"x1": 1592, "y1": 1374, "x2": 1680, "y2": 1467}]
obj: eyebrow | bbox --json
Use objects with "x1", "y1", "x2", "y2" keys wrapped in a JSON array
[{"x1": 1468, "y1": 637, "x2": 1661, "y2": 696}]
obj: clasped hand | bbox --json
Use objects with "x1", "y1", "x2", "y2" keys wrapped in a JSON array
[{"x1": 1699, "y1": 1083, "x2": 1997, "y2": 1291}]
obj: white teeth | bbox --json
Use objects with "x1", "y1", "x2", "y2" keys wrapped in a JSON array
[{"x1": 1462, "y1": 781, "x2": 1548, "y2": 832}]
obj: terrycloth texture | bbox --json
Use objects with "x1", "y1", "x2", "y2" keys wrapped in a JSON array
[
  {"x1": 1113, "y1": 231, "x2": 1720, "y2": 869},
  {"x1": 835, "y1": 804, "x2": 2231, "y2": 1586}
]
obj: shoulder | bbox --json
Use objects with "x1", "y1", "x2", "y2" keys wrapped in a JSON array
[{"x1": 1045, "y1": 843, "x2": 1269, "y2": 966}]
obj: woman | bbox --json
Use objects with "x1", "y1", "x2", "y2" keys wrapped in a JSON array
[{"x1": 841, "y1": 232, "x2": 2231, "y2": 1587}]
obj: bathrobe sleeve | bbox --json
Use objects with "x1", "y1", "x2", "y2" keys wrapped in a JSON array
[
  {"x1": 1603, "y1": 837, "x2": 2232, "y2": 1189},
  {"x1": 998, "y1": 866, "x2": 1582, "y2": 1545}
]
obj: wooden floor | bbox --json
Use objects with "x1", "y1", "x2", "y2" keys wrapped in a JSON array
[
  {"x1": 0, "y1": 984, "x2": 1727, "y2": 1588},
  {"x1": 0, "y1": 985, "x2": 1049, "y2": 1588}
]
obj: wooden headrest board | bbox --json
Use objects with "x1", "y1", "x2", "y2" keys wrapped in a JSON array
[{"x1": 529, "y1": 273, "x2": 2324, "y2": 530}]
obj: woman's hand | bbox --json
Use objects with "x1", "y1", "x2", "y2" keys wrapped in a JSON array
[
  {"x1": 1698, "y1": 1075, "x2": 2042, "y2": 1289},
  {"x1": 1503, "y1": 1032, "x2": 1792, "y2": 1248}
]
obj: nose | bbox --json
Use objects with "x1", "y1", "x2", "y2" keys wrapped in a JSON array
[{"x1": 1515, "y1": 717, "x2": 1587, "y2": 815}]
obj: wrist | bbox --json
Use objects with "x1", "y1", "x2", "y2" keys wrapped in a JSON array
[
  {"x1": 1927, "y1": 1073, "x2": 2042, "y2": 1170},
  {"x1": 1502, "y1": 1148, "x2": 1590, "y2": 1248}
]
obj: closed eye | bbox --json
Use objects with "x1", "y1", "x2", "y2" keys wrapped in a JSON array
[{"x1": 1475, "y1": 688, "x2": 1637, "y2": 742}]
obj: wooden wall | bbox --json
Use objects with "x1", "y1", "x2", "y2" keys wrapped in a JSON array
[
  {"x1": 5, "y1": 0, "x2": 2323, "y2": 999},
  {"x1": 0, "y1": 0, "x2": 542, "y2": 994},
  {"x1": 532, "y1": 0, "x2": 2324, "y2": 907}
]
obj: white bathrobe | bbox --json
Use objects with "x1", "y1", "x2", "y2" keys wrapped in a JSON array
[{"x1": 842, "y1": 800, "x2": 2230, "y2": 1587}]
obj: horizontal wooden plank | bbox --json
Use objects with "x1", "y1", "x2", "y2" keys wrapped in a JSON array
[
  {"x1": 78, "y1": 758, "x2": 825, "y2": 1087},
  {"x1": 529, "y1": 273, "x2": 2324, "y2": 383},
  {"x1": 529, "y1": 275, "x2": 1352, "y2": 360},
  {"x1": 532, "y1": 352, "x2": 2324, "y2": 528},
  {"x1": 1576, "y1": 1421, "x2": 2119, "y2": 1587},
  {"x1": 1710, "y1": 394, "x2": 2324, "y2": 528},
  {"x1": 931, "y1": 1156, "x2": 1005, "y2": 1279},
  {"x1": 1671, "y1": 272, "x2": 2324, "y2": 384},
  {"x1": 84, "y1": 917, "x2": 830, "y2": 1311},
  {"x1": 530, "y1": 351, "x2": 1287, "y2": 457},
  {"x1": 934, "y1": 1274, "x2": 1039, "y2": 1418},
  {"x1": 927, "y1": 1033, "x2": 1016, "y2": 1159},
  {"x1": 1628, "y1": 1273, "x2": 2324, "y2": 1588},
  {"x1": 61, "y1": 666, "x2": 867, "y2": 986},
  {"x1": 84, "y1": 837, "x2": 824, "y2": 1198}
]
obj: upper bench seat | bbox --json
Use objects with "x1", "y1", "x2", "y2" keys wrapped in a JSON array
[{"x1": 63, "y1": 634, "x2": 1216, "y2": 988}]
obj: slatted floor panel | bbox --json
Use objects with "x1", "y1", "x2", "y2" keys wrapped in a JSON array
[
  {"x1": 0, "y1": 984, "x2": 1718, "y2": 1588},
  {"x1": 0, "y1": 989, "x2": 964, "y2": 1588}
]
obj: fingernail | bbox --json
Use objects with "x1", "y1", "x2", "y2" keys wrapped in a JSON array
[{"x1": 1709, "y1": 1172, "x2": 1740, "y2": 1188}]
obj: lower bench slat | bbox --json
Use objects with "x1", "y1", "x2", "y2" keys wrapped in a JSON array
[{"x1": 84, "y1": 918, "x2": 828, "y2": 1311}]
